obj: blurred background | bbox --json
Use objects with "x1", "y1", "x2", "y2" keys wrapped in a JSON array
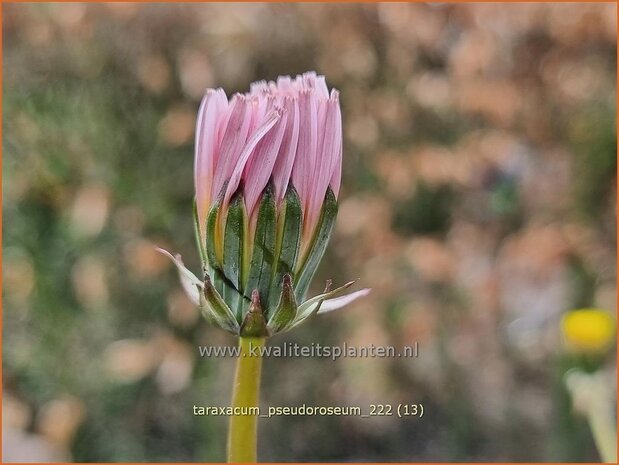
[{"x1": 3, "y1": 2, "x2": 617, "y2": 462}]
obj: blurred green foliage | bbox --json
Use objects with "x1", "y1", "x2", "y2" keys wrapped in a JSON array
[{"x1": 392, "y1": 182, "x2": 455, "y2": 236}]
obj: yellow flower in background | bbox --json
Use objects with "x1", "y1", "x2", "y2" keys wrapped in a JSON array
[{"x1": 561, "y1": 308, "x2": 616, "y2": 355}]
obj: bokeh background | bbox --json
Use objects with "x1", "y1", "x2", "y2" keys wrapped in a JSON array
[{"x1": 3, "y1": 2, "x2": 617, "y2": 462}]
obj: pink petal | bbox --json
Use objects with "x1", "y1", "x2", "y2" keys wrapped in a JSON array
[
  {"x1": 223, "y1": 109, "x2": 282, "y2": 211},
  {"x1": 299, "y1": 72, "x2": 328, "y2": 98},
  {"x1": 242, "y1": 107, "x2": 288, "y2": 216},
  {"x1": 291, "y1": 90, "x2": 318, "y2": 215},
  {"x1": 328, "y1": 90, "x2": 343, "y2": 197},
  {"x1": 301, "y1": 71, "x2": 316, "y2": 88},
  {"x1": 276, "y1": 75, "x2": 293, "y2": 92},
  {"x1": 329, "y1": 142, "x2": 343, "y2": 197},
  {"x1": 194, "y1": 89, "x2": 228, "y2": 237},
  {"x1": 250, "y1": 95, "x2": 270, "y2": 132},
  {"x1": 307, "y1": 91, "x2": 342, "y2": 235},
  {"x1": 271, "y1": 96, "x2": 300, "y2": 202},
  {"x1": 211, "y1": 95, "x2": 253, "y2": 200},
  {"x1": 301, "y1": 71, "x2": 316, "y2": 89},
  {"x1": 249, "y1": 80, "x2": 268, "y2": 96},
  {"x1": 314, "y1": 75, "x2": 329, "y2": 99}
]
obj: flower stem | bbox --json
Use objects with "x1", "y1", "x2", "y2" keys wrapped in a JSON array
[
  {"x1": 587, "y1": 395, "x2": 617, "y2": 463},
  {"x1": 227, "y1": 337, "x2": 265, "y2": 463},
  {"x1": 565, "y1": 369, "x2": 617, "y2": 463}
]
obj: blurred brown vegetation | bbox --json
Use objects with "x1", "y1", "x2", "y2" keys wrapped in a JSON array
[{"x1": 3, "y1": 3, "x2": 617, "y2": 462}]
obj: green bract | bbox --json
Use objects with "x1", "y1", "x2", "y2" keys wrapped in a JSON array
[{"x1": 198, "y1": 183, "x2": 339, "y2": 337}]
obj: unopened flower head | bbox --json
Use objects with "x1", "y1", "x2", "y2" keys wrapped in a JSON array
[
  {"x1": 160, "y1": 72, "x2": 369, "y2": 337},
  {"x1": 561, "y1": 308, "x2": 616, "y2": 355}
]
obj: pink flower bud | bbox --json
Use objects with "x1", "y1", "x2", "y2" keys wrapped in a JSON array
[
  {"x1": 160, "y1": 71, "x2": 367, "y2": 336},
  {"x1": 194, "y1": 71, "x2": 342, "y2": 246}
]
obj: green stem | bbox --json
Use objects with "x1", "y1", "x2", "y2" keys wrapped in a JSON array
[
  {"x1": 227, "y1": 337, "x2": 265, "y2": 463},
  {"x1": 565, "y1": 370, "x2": 617, "y2": 463},
  {"x1": 587, "y1": 399, "x2": 617, "y2": 463}
]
